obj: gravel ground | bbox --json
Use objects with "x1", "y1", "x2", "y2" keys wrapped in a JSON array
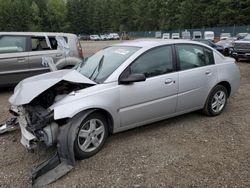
[
  {"x1": 0, "y1": 41, "x2": 250, "y2": 188},
  {"x1": 81, "y1": 40, "x2": 121, "y2": 57}
]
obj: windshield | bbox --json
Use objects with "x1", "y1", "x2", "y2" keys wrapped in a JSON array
[{"x1": 76, "y1": 46, "x2": 140, "y2": 83}]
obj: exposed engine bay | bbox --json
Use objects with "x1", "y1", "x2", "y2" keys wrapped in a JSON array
[
  {"x1": 9, "y1": 81, "x2": 91, "y2": 149},
  {"x1": 0, "y1": 80, "x2": 95, "y2": 187},
  {"x1": 30, "y1": 81, "x2": 86, "y2": 109}
]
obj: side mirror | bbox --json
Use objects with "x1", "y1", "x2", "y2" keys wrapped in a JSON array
[{"x1": 119, "y1": 73, "x2": 146, "y2": 85}]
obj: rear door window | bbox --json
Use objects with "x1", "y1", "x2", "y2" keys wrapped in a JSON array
[
  {"x1": 176, "y1": 44, "x2": 206, "y2": 70},
  {"x1": 31, "y1": 36, "x2": 68, "y2": 51},
  {"x1": 31, "y1": 36, "x2": 51, "y2": 51},
  {"x1": 176, "y1": 44, "x2": 214, "y2": 71},
  {"x1": 0, "y1": 36, "x2": 27, "y2": 53}
]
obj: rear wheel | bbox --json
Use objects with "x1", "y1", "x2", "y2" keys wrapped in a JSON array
[
  {"x1": 74, "y1": 112, "x2": 108, "y2": 160},
  {"x1": 203, "y1": 85, "x2": 228, "y2": 116}
]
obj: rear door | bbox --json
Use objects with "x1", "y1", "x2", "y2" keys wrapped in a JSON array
[
  {"x1": 175, "y1": 44, "x2": 218, "y2": 112},
  {"x1": 0, "y1": 35, "x2": 29, "y2": 86},
  {"x1": 28, "y1": 35, "x2": 65, "y2": 76},
  {"x1": 119, "y1": 45, "x2": 178, "y2": 127}
]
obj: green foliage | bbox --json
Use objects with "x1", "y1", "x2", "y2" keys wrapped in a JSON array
[
  {"x1": 30, "y1": 1, "x2": 42, "y2": 31},
  {"x1": 47, "y1": 0, "x2": 69, "y2": 32},
  {"x1": 0, "y1": 0, "x2": 32, "y2": 31},
  {"x1": 0, "y1": 0, "x2": 249, "y2": 33}
]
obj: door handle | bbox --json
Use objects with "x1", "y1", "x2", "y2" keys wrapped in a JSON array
[
  {"x1": 17, "y1": 58, "x2": 25, "y2": 62},
  {"x1": 56, "y1": 53, "x2": 62, "y2": 57},
  {"x1": 205, "y1": 70, "x2": 212, "y2": 75},
  {"x1": 165, "y1": 78, "x2": 175, "y2": 85}
]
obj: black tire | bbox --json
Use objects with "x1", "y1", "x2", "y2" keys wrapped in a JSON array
[
  {"x1": 61, "y1": 65, "x2": 75, "y2": 69},
  {"x1": 203, "y1": 85, "x2": 228, "y2": 116},
  {"x1": 224, "y1": 48, "x2": 229, "y2": 56},
  {"x1": 74, "y1": 112, "x2": 108, "y2": 160}
]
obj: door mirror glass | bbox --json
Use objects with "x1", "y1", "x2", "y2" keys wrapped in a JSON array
[{"x1": 119, "y1": 73, "x2": 146, "y2": 84}]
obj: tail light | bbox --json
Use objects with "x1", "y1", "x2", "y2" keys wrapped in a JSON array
[{"x1": 77, "y1": 41, "x2": 83, "y2": 58}]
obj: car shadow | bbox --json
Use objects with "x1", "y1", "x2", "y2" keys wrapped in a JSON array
[
  {"x1": 106, "y1": 110, "x2": 208, "y2": 145},
  {"x1": 0, "y1": 86, "x2": 14, "y2": 93},
  {"x1": 237, "y1": 59, "x2": 250, "y2": 63}
]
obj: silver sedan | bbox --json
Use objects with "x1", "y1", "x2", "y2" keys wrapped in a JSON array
[{"x1": 8, "y1": 39, "x2": 240, "y2": 185}]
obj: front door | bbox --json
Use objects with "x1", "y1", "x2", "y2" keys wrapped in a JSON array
[
  {"x1": 119, "y1": 45, "x2": 178, "y2": 127},
  {"x1": 0, "y1": 35, "x2": 29, "y2": 86}
]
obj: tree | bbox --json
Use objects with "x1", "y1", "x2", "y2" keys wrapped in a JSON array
[
  {"x1": 0, "y1": 0, "x2": 249, "y2": 33},
  {"x1": 47, "y1": 0, "x2": 68, "y2": 32},
  {"x1": 30, "y1": 1, "x2": 42, "y2": 31}
]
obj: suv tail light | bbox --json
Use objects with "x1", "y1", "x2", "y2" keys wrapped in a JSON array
[{"x1": 77, "y1": 41, "x2": 83, "y2": 58}]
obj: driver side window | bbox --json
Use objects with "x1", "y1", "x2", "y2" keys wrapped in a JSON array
[{"x1": 130, "y1": 45, "x2": 173, "y2": 78}]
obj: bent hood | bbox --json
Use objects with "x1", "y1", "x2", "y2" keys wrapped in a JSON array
[{"x1": 9, "y1": 70, "x2": 96, "y2": 106}]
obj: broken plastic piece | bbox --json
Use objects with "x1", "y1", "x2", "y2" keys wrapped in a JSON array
[
  {"x1": 42, "y1": 57, "x2": 57, "y2": 72},
  {"x1": 56, "y1": 36, "x2": 70, "y2": 56},
  {"x1": 32, "y1": 153, "x2": 73, "y2": 187},
  {"x1": 0, "y1": 117, "x2": 18, "y2": 134}
]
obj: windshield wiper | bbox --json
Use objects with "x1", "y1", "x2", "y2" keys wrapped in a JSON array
[{"x1": 89, "y1": 55, "x2": 104, "y2": 81}]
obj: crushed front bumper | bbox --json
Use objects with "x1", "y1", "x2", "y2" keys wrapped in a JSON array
[
  {"x1": 17, "y1": 106, "x2": 37, "y2": 149},
  {"x1": 1, "y1": 107, "x2": 95, "y2": 187},
  {"x1": 0, "y1": 106, "x2": 76, "y2": 187}
]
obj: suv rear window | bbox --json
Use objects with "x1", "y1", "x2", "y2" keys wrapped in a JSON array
[{"x1": 0, "y1": 36, "x2": 27, "y2": 53}]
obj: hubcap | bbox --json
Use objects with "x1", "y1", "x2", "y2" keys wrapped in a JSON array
[
  {"x1": 77, "y1": 119, "x2": 105, "y2": 152},
  {"x1": 211, "y1": 91, "x2": 226, "y2": 113}
]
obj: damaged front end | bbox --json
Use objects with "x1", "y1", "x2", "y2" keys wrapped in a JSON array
[
  {"x1": 10, "y1": 105, "x2": 56, "y2": 150},
  {"x1": 8, "y1": 104, "x2": 74, "y2": 187},
  {"x1": 2, "y1": 70, "x2": 96, "y2": 187}
]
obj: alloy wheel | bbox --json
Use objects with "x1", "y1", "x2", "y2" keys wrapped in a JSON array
[
  {"x1": 77, "y1": 119, "x2": 105, "y2": 153},
  {"x1": 211, "y1": 91, "x2": 226, "y2": 113}
]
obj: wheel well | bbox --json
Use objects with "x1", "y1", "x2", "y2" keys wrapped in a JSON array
[
  {"x1": 91, "y1": 109, "x2": 114, "y2": 134},
  {"x1": 217, "y1": 81, "x2": 231, "y2": 96},
  {"x1": 61, "y1": 65, "x2": 75, "y2": 69}
]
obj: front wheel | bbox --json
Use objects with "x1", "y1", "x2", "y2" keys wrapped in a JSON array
[
  {"x1": 74, "y1": 112, "x2": 108, "y2": 160},
  {"x1": 224, "y1": 48, "x2": 229, "y2": 56},
  {"x1": 203, "y1": 85, "x2": 228, "y2": 116}
]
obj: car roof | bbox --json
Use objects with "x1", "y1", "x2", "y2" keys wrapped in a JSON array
[
  {"x1": 193, "y1": 39, "x2": 208, "y2": 41},
  {"x1": 0, "y1": 32, "x2": 76, "y2": 37},
  {"x1": 204, "y1": 31, "x2": 214, "y2": 34},
  {"x1": 115, "y1": 39, "x2": 210, "y2": 48}
]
